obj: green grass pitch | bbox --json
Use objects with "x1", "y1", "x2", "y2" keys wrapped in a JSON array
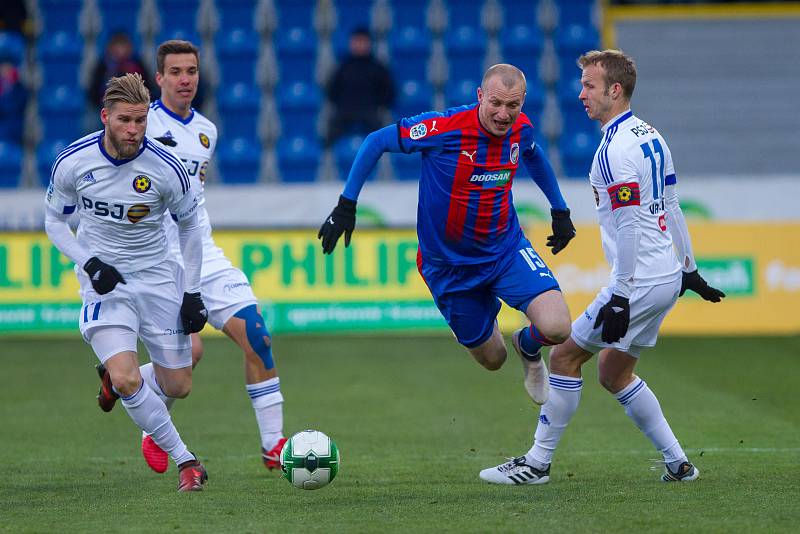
[{"x1": 1, "y1": 335, "x2": 798, "y2": 532}]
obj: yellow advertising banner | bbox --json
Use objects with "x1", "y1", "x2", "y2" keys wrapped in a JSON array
[{"x1": 0, "y1": 223, "x2": 798, "y2": 334}]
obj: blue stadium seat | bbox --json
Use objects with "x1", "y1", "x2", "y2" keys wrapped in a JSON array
[
  {"x1": 499, "y1": 0, "x2": 539, "y2": 28},
  {"x1": 557, "y1": 0, "x2": 595, "y2": 28},
  {"x1": 156, "y1": 0, "x2": 200, "y2": 34},
  {"x1": 217, "y1": 137, "x2": 261, "y2": 184},
  {"x1": 156, "y1": 28, "x2": 201, "y2": 48},
  {"x1": 389, "y1": 26, "x2": 431, "y2": 81},
  {"x1": 216, "y1": 28, "x2": 259, "y2": 84},
  {"x1": 559, "y1": 130, "x2": 595, "y2": 178},
  {"x1": 444, "y1": 78, "x2": 478, "y2": 108},
  {"x1": 37, "y1": 31, "x2": 83, "y2": 86},
  {"x1": 0, "y1": 32, "x2": 25, "y2": 64},
  {"x1": 390, "y1": 151, "x2": 421, "y2": 181},
  {"x1": 217, "y1": 83, "x2": 260, "y2": 139},
  {"x1": 446, "y1": 0, "x2": 484, "y2": 30},
  {"x1": 555, "y1": 23, "x2": 599, "y2": 70},
  {"x1": 499, "y1": 24, "x2": 544, "y2": 80},
  {"x1": 389, "y1": 0, "x2": 428, "y2": 30},
  {"x1": 38, "y1": 0, "x2": 83, "y2": 34},
  {"x1": 556, "y1": 74, "x2": 595, "y2": 136},
  {"x1": 333, "y1": 134, "x2": 372, "y2": 181},
  {"x1": 39, "y1": 85, "x2": 83, "y2": 142},
  {"x1": 275, "y1": 26, "x2": 317, "y2": 83},
  {"x1": 216, "y1": 0, "x2": 256, "y2": 30},
  {"x1": 275, "y1": 0, "x2": 314, "y2": 29},
  {"x1": 0, "y1": 141, "x2": 22, "y2": 187},
  {"x1": 445, "y1": 25, "x2": 487, "y2": 80},
  {"x1": 98, "y1": 0, "x2": 141, "y2": 35},
  {"x1": 276, "y1": 81, "x2": 322, "y2": 138},
  {"x1": 277, "y1": 136, "x2": 321, "y2": 182},
  {"x1": 522, "y1": 82, "x2": 545, "y2": 126},
  {"x1": 393, "y1": 78, "x2": 433, "y2": 119},
  {"x1": 37, "y1": 139, "x2": 70, "y2": 187}
]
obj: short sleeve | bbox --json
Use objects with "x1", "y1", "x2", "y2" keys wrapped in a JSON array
[
  {"x1": 397, "y1": 111, "x2": 446, "y2": 153},
  {"x1": 45, "y1": 153, "x2": 77, "y2": 215}
]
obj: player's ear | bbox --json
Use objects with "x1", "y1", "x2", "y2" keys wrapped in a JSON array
[
  {"x1": 100, "y1": 107, "x2": 109, "y2": 125},
  {"x1": 155, "y1": 71, "x2": 163, "y2": 87},
  {"x1": 477, "y1": 86, "x2": 483, "y2": 103}
]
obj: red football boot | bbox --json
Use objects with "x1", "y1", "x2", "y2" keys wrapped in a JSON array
[
  {"x1": 261, "y1": 437, "x2": 288, "y2": 470},
  {"x1": 142, "y1": 433, "x2": 169, "y2": 474},
  {"x1": 177, "y1": 458, "x2": 208, "y2": 492},
  {"x1": 95, "y1": 364, "x2": 119, "y2": 412}
]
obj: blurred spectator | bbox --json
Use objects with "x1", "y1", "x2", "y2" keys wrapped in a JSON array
[
  {"x1": 89, "y1": 31, "x2": 155, "y2": 108},
  {"x1": 0, "y1": 0, "x2": 29, "y2": 35},
  {"x1": 0, "y1": 59, "x2": 27, "y2": 143},
  {"x1": 326, "y1": 28, "x2": 394, "y2": 145}
]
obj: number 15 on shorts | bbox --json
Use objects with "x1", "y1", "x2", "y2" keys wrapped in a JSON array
[{"x1": 519, "y1": 247, "x2": 553, "y2": 278}]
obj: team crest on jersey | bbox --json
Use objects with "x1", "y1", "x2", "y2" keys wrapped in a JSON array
[
  {"x1": 510, "y1": 143, "x2": 519, "y2": 164},
  {"x1": 608, "y1": 182, "x2": 640, "y2": 210},
  {"x1": 127, "y1": 204, "x2": 150, "y2": 223},
  {"x1": 133, "y1": 175, "x2": 151, "y2": 193},
  {"x1": 409, "y1": 123, "x2": 427, "y2": 140},
  {"x1": 199, "y1": 133, "x2": 210, "y2": 149}
]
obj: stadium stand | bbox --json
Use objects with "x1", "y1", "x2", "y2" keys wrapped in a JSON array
[{"x1": 18, "y1": 0, "x2": 600, "y2": 185}]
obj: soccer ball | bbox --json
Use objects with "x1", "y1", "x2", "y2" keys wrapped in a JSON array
[{"x1": 280, "y1": 430, "x2": 340, "y2": 490}]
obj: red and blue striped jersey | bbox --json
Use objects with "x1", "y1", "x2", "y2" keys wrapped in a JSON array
[{"x1": 398, "y1": 103, "x2": 538, "y2": 265}]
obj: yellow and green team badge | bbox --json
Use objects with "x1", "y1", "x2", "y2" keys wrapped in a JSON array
[
  {"x1": 127, "y1": 204, "x2": 150, "y2": 223},
  {"x1": 133, "y1": 174, "x2": 151, "y2": 193},
  {"x1": 617, "y1": 186, "x2": 632, "y2": 202},
  {"x1": 199, "y1": 132, "x2": 210, "y2": 149}
]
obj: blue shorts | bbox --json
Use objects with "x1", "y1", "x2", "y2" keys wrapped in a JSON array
[{"x1": 418, "y1": 236, "x2": 560, "y2": 348}]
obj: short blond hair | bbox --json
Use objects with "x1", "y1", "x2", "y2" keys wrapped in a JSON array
[
  {"x1": 578, "y1": 49, "x2": 637, "y2": 100},
  {"x1": 102, "y1": 72, "x2": 151, "y2": 110}
]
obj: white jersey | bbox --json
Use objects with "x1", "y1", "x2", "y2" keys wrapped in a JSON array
[
  {"x1": 147, "y1": 100, "x2": 232, "y2": 276},
  {"x1": 589, "y1": 110, "x2": 680, "y2": 287},
  {"x1": 45, "y1": 131, "x2": 197, "y2": 273}
]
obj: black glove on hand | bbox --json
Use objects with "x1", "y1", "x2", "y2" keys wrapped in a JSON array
[
  {"x1": 83, "y1": 256, "x2": 126, "y2": 295},
  {"x1": 180, "y1": 292, "x2": 208, "y2": 334},
  {"x1": 680, "y1": 270, "x2": 725, "y2": 302},
  {"x1": 547, "y1": 208, "x2": 576, "y2": 255},
  {"x1": 318, "y1": 195, "x2": 357, "y2": 254},
  {"x1": 593, "y1": 294, "x2": 630, "y2": 344}
]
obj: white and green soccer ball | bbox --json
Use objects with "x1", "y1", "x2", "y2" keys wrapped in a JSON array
[{"x1": 280, "y1": 430, "x2": 340, "y2": 490}]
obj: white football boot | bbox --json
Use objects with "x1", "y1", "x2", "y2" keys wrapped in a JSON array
[
  {"x1": 661, "y1": 462, "x2": 700, "y2": 482},
  {"x1": 479, "y1": 456, "x2": 550, "y2": 485}
]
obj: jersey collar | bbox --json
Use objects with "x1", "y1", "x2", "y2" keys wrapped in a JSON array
[
  {"x1": 154, "y1": 99, "x2": 195, "y2": 125},
  {"x1": 601, "y1": 109, "x2": 633, "y2": 133},
  {"x1": 97, "y1": 133, "x2": 147, "y2": 166}
]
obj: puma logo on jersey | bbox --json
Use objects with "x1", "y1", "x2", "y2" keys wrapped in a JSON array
[{"x1": 461, "y1": 150, "x2": 477, "y2": 162}]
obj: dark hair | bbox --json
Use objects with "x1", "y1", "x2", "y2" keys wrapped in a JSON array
[
  {"x1": 578, "y1": 49, "x2": 637, "y2": 100},
  {"x1": 156, "y1": 40, "x2": 200, "y2": 74},
  {"x1": 350, "y1": 27, "x2": 371, "y2": 39}
]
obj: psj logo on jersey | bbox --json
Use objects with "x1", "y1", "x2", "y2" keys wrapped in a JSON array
[{"x1": 133, "y1": 175, "x2": 151, "y2": 193}]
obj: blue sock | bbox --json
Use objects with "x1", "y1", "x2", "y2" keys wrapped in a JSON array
[{"x1": 519, "y1": 324, "x2": 556, "y2": 361}]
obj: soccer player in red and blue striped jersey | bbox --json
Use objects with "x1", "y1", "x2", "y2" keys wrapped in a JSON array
[{"x1": 319, "y1": 64, "x2": 576, "y2": 406}]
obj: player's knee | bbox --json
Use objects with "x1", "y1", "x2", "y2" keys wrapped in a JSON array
[
  {"x1": 475, "y1": 346, "x2": 507, "y2": 371},
  {"x1": 162, "y1": 378, "x2": 192, "y2": 399},
  {"x1": 234, "y1": 305, "x2": 275, "y2": 370},
  {"x1": 549, "y1": 343, "x2": 583, "y2": 376},
  {"x1": 109, "y1": 370, "x2": 142, "y2": 397},
  {"x1": 598, "y1": 372, "x2": 627, "y2": 394},
  {"x1": 538, "y1": 319, "x2": 571, "y2": 346}
]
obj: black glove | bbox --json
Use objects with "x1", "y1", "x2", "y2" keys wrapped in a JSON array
[
  {"x1": 593, "y1": 294, "x2": 630, "y2": 344},
  {"x1": 680, "y1": 270, "x2": 725, "y2": 302},
  {"x1": 318, "y1": 195, "x2": 357, "y2": 254},
  {"x1": 180, "y1": 292, "x2": 208, "y2": 334},
  {"x1": 547, "y1": 208, "x2": 576, "y2": 255},
  {"x1": 83, "y1": 256, "x2": 126, "y2": 295}
]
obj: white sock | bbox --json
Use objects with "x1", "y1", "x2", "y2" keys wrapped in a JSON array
[
  {"x1": 139, "y1": 362, "x2": 176, "y2": 409},
  {"x1": 247, "y1": 377, "x2": 284, "y2": 451},
  {"x1": 120, "y1": 382, "x2": 195, "y2": 466},
  {"x1": 526, "y1": 374, "x2": 583, "y2": 468},
  {"x1": 615, "y1": 376, "x2": 687, "y2": 469}
]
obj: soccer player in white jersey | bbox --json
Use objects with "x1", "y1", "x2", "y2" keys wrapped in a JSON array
[
  {"x1": 44, "y1": 73, "x2": 210, "y2": 491},
  {"x1": 120, "y1": 40, "x2": 285, "y2": 474},
  {"x1": 479, "y1": 50, "x2": 725, "y2": 485}
]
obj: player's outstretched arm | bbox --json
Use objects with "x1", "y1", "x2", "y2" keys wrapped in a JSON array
[
  {"x1": 664, "y1": 182, "x2": 725, "y2": 303},
  {"x1": 176, "y1": 211, "x2": 208, "y2": 333},
  {"x1": 521, "y1": 145, "x2": 575, "y2": 254},
  {"x1": 45, "y1": 209, "x2": 126, "y2": 295},
  {"x1": 318, "y1": 125, "x2": 401, "y2": 254}
]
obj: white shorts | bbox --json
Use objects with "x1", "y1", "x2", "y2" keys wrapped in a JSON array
[
  {"x1": 77, "y1": 259, "x2": 192, "y2": 369},
  {"x1": 570, "y1": 276, "x2": 681, "y2": 357},
  {"x1": 201, "y1": 266, "x2": 258, "y2": 330}
]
